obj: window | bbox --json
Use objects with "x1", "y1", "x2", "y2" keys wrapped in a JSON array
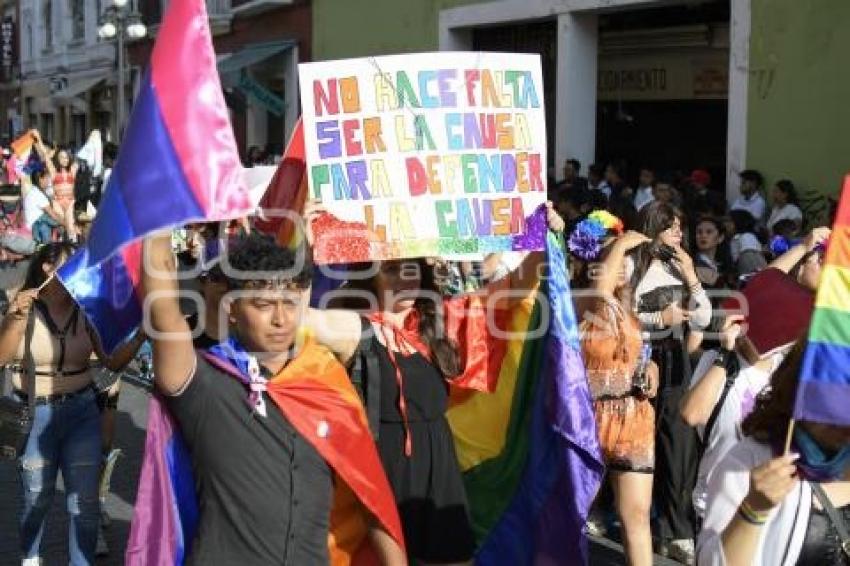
[
  {"x1": 42, "y1": 0, "x2": 52, "y2": 51},
  {"x1": 70, "y1": 0, "x2": 84, "y2": 40},
  {"x1": 26, "y1": 22, "x2": 33, "y2": 58}
]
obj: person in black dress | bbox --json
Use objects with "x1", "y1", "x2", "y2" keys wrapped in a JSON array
[{"x1": 303, "y1": 201, "x2": 565, "y2": 564}]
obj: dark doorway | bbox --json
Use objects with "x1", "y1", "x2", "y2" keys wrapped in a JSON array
[
  {"x1": 596, "y1": 99, "x2": 728, "y2": 186},
  {"x1": 595, "y1": 0, "x2": 730, "y2": 187}
]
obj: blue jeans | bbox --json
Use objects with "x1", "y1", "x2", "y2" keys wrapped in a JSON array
[
  {"x1": 18, "y1": 387, "x2": 102, "y2": 564},
  {"x1": 31, "y1": 213, "x2": 60, "y2": 244}
]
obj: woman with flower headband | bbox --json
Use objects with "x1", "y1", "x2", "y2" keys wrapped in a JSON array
[
  {"x1": 628, "y1": 200, "x2": 713, "y2": 563},
  {"x1": 570, "y1": 211, "x2": 660, "y2": 566}
]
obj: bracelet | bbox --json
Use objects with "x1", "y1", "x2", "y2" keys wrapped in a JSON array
[
  {"x1": 713, "y1": 348, "x2": 733, "y2": 368},
  {"x1": 738, "y1": 499, "x2": 769, "y2": 525}
]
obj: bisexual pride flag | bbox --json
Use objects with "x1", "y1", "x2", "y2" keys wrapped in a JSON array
[
  {"x1": 59, "y1": 0, "x2": 252, "y2": 352},
  {"x1": 794, "y1": 174, "x2": 850, "y2": 425},
  {"x1": 85, "y1": 0, "x2": 251, "y2": 265}
]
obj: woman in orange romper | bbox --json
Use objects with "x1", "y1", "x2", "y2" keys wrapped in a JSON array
[{"x1": 573, "y1": 220, "x2": 659, "y2": 566}]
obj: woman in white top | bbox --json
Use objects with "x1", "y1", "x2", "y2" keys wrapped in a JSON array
[
  {"x1": 697, "y1": 340, "x2": 850, "y2": 566},
  {"x1": 629, "y1": 201, "x2": 712, "y2": 561},
  {"x1": 681, "y1": 312, "x2": 787, "y2": 520},
  {"x1": 767, "y1": 180, "x2": 804, "y2": 237}
]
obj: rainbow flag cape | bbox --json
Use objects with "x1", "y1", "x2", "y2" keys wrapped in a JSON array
[
  {"x1": 794, "y1": 174, "x2": 850, "y2": 425},
  {"x1": 127, "y1": 339, "x2": 405, "y2": 565},
  {"x1": 85, "y1": 0, "x2": 252, "y2": 265},
  {"x1": 447, "y1": 232, "x2": 604, "y2": 564}
]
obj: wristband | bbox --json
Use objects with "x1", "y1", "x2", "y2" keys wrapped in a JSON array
[
  {"x1": 738, "y1": 499, "x2": 769, "y2": 525},
  {"x1": 713, "y1": 348, "x2": 733, "y2": 368}
]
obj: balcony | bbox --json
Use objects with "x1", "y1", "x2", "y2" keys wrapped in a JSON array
[
  {"x1": 230, "y1": 0, "x2": 292, "y2": 18},
  {"x1": 143, "y1": 0, "x2": 234, "y2": 36}
]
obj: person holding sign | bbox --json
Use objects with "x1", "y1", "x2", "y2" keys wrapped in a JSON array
[{"x1": 303, "y1": 199, "x2": 565, "y2": 564}]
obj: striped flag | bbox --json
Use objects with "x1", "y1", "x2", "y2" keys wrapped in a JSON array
[
  {"x1": 794, "y1": 174, "x2": 850, "y2": 425},
  {"x1": 446, "y1": 232, "x2": 604, "y2": 564},
  {"x1": 58, "y1": 0, "x2": 252, "y2": 352}
]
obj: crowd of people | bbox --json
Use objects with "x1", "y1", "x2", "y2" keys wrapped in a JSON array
[{"x1": 0, "y1": 141, "x2": 848, "y2": 566}]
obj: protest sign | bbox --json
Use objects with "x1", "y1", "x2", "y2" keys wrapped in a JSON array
[{"x1": 298, "y1": 52, "x2": 547, "y2": 264}]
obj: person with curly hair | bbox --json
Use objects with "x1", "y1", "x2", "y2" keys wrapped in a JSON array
[{"x1": 140, "y1": 231, "x2": 404, "y2": 565}]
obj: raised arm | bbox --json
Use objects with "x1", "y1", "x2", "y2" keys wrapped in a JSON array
[
  {"x1": 680, "y1": 315, "x2": 742, "y2": 427},
  {"x1": 92, "y1": 327, "x2": 147, "y2": 372},
  {"x1": 31, "y1": 131, "x2": 56, "y2": 178},
  {"x1": 768, "y1": 226, "x2": 831, "y2": 274},
  {"x1": 593, "y1": 231, "x2": 651, "y2": 298},
  {"x1": 304, "y1": 308, "x2": 363, "y2": 366},
  {"x1": 141, "y1": 232, "x2": 196, "y2": 394}
]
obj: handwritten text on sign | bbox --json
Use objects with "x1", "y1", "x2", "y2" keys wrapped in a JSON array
[{"x1": 298, "y1": 52, "x2": 547, "y2": 264}]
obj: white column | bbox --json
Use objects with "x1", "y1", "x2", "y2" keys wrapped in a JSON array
[
  {"x1": 437, "y1": 10, "x2": 472, "y2": 51},
  {"x1": 283, "y1": 44, "x2": 299, "y2": 143},
  {"x1": 726, "y1": 0, "x2": 751, "y2": 204},
  {"x1": 555, "y1": 11, "x2": 598, "y2": 183}
]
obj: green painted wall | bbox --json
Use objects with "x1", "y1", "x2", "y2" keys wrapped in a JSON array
[
  {"x1": 313, "y1": 0, "x2": 850, "y2": 207},
  {"x1": 747, "y1": 0, "x2": 850, "y2": 203},
  {"x1": 312, "y1": 0, "x2": 483, "y2": 60}
]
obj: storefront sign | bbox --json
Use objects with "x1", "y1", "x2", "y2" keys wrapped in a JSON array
[
  {"x1": 298, "y1": 52, "x2": 548, "y2": 263},
  {"x1": 238, "y1": 73, "x2": 284, "y2": 117},
  {"x1": 598, "y1": 51, "x2": 728, "y2": 101},
  {"x1": 0, "y1": 17, "x2": 14, "y2": 73}
]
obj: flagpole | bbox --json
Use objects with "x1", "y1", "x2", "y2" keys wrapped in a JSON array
[{"x1": 783, "y1": 418, "x2": 796, "y2": 455}]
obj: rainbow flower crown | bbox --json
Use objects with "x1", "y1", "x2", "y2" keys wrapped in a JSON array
[{"x1": 567, "y1": 210, "x2": 625, "y2": 261}]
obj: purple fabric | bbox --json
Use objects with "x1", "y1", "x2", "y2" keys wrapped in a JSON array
[
  {"x1": 512, "y1": 204, "x2": 547, "y2": 251},
  {"x1": 476, "y1": 231, "x2": 604, "y2": 564},
  {"x1": 795, "y1": 341, "x2": 850, "y2": 425},
  {"x1": 126, "y1": 396, "x2": 181, "y2": 565},
  {"x1": 87, "y1": 71, "x2": 205, "y2": 264}
]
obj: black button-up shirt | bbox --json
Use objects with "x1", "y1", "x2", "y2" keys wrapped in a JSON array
[{"x1": 165, "y1": 355, "x2": 332, "y2": 566}]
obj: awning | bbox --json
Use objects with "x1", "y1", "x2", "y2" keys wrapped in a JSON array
[
  {"x1": 53, "y1": 73, "x2": 109, "y2": 102},
  {"x1": 217, "y1": 40, "x2": 295, "y2": 75}
]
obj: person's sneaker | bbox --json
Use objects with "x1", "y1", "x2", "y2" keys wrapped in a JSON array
[
  {"x1": 96, "y1": 526, "x2": 109, "y2": 557},
  {"x1": 21, "y1": 557, "x2": 42, "y2": 566},
  {"x1": 668, "y1": 538, "x2": 695, "y2": 565}
]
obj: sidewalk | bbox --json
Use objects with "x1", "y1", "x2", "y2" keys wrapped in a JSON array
[{"x1": 0, "y1": 381, "x2": 150, "y2": 566}]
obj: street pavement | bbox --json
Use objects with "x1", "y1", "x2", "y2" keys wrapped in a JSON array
[{"x1": 0, "y1": 380, "x2": 679, "y2": 565}]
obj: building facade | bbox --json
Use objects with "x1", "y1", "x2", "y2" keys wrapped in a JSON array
[
  {"x1": 131, "y1": 0, "x2": 310, "y2": 160},
  {"x1": 0, "y1": 0, "x2": 20, "y2": 144},
  {"x1": 18, "y1": 0, "x2": 130, "y2": 147},
  {"x1": 312, "y1": 0, "x2": 850, "y2": 208}
]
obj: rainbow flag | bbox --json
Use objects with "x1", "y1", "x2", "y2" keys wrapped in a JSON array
[
  {"x1": 127, "y1": 339, "x2": 405, "y2": 565},
  {"x1": 447, "y1": 232, "x2": 604, "y2": 564},
  {"x1": 9, "y1": 130, "x2": 34, "y2": 160},
  {"x1": 85, "y1": 0, "x2": 252, "y2": 265},
  {"x1": 794, "y1": 174, "x2": 850, "y2": 425}
]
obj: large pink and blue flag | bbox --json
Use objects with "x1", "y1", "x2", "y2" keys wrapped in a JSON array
[
  {"x1": 85, "y1": 0, "x2": 252, "y2": 265},
  {"x1": 58, "y1": 0, "x2": 252, "y2": 351}
]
